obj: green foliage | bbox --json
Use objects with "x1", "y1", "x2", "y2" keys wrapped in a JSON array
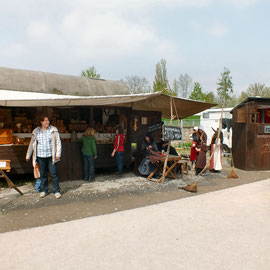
[
  {"x1": 216, "y1": 67, "x2": 233, "y2": 106},
  {"x1": 189, "y1": 82, "x2": 215, "y2": 103},
  {"x1": 153, "y1": 59, "x2": 176, "y2": 96},
  {"x1": 204, "y1": 91, "x2": 215, "y2": 103},
  {"x1": 226, "y1": 94, "x2": 239, "y2": 107},
  {"x1": 81, "y1": 66, "x2": 101, "y2": 79},
  {"x1": 189, "y1": 82, "x2": 205, "y2": 101},
  {"x1": 178, "y1": 141, "x2": 192, "y2": 148},
  {"x1": 238, "y1": 83, "x2": 270, "y2": 102}
]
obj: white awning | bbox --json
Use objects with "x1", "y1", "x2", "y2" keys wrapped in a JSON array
[{"x1": 0, "y1": 90, "x2": 216, "y2": 119}]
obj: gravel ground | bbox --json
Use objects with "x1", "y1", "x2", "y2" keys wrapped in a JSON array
[{"x1": 1, "y1": 158, "x2": 270, "y2": 233}]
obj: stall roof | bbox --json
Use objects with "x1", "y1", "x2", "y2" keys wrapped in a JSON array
[
  {"x1": 0, "y1": 66, "x2": 129, "y2": 96},
  {"x1": 0, "y1": 90, "x2": 215, "y2": 119}
]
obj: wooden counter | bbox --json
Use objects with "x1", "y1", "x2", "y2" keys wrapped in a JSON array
[{"x1": 0, "y1": 142, "x2": 132, "y2": 181}]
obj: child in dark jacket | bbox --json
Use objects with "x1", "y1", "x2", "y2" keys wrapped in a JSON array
[
  {"x1": 111, "y1": 126, "x2": 125, "y2": 176},
  {"x1": 78, "y1": 128, "x2": 97, "y2": 181}
]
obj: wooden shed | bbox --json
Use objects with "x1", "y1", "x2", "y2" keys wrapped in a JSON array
[{"x1": 231, "y1": 97, "x2": 270, "y2": 171}]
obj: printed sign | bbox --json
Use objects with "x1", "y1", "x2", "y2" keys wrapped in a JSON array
[
  {"x1": 0, "y1": 161, "x2": 7, "y2": 168},
  {"x1": 163, "y1": 125, "x2": 182, "y2": 141},
  {"x1": 147, "y1": 122, "x2": 163, "y2": 133},
  {"x1": 265, "y1": 126, "x2": 270, "y2": 134}
]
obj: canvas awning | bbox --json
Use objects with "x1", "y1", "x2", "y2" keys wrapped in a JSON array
[{"x1": 0, "y1": 90, "x2": 215, "y2": 119}]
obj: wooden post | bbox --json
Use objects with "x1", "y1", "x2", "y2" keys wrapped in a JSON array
[
  {"x1": 0, "y1": 169, "x2": 24, "y2": 195},
  {"x1": 160, "y1": 86, "x2": 173, "y2": 184}
]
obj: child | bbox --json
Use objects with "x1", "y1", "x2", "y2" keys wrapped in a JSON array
[
  {"x1": 111, "y1": 126, "x2": 125, "y2": 176},
  {"x1": 78, "y1": 128, "x2": 97, "y2": 181}
]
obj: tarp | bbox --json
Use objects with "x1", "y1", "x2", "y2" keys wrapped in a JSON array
[
  {"x1": 0, "y1": 90, "x2": 215, "y2": 119},
  {"x1": 0, "y1": 66, "x2": 130, "y2": 96}
]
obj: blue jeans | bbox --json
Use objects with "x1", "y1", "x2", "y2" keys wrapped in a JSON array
[
  {"x1": 83, "y1": 154, "x2": 95, "y2": 180},
  {"x1": 37, "y1": 157, "x2": 60, "y2": 194},
  {"x1": 115, "y1": 151, "x2": 124, "y2": 175},
  {"x1": 35, "y1": 178, "x2": 42, "y2": 192}
]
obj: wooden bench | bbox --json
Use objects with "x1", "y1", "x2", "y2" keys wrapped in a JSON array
[{"x1": 178, "y1": 160, "x2": 189, "y2": 176}]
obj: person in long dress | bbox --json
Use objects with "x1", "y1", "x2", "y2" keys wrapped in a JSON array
[
  {"x1": 195, "y1": 126, "x2": 207, "y2": 175},
  {"x1": 210, "y1": 128, "x2": 223, "y2": 172},
  {"x1": 190, "y1": 126, "x2": 198, "y2": 169}
]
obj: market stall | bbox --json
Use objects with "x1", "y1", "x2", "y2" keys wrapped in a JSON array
[
  {"x1": 0, "y1": 105, "x2": 135, "y2": 180},
  {"x1": 0, "y1": 67, "x2": 215, "y2": 181}
]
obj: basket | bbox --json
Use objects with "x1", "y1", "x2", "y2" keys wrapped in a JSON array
[{"x1": 0, "y1": 129, "x2": 13, "y2": 144}]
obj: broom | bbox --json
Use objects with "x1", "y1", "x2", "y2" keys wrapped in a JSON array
[
  {"x1": 227, "y1": 129, "x2": 239, "y2": 178},
  {"x1": 178, "y1": 182, "x2": 197, "y2": 193}
]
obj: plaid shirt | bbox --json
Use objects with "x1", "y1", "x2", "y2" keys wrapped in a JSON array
[{"x1": 36, "y1": 126, "x2": 52, "y2": 158}]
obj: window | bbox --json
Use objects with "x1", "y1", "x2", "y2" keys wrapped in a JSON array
[
  {"x1": 251, "y1": 112, "x2": 259, "y2": 123},
  {"x1": 202, "y1": 112, "x2": 209, "y2": 119}
]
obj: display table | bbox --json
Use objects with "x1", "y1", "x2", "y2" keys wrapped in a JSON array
[{"x1": 147, "y1": 155, "x2": 182, "y2": 181}]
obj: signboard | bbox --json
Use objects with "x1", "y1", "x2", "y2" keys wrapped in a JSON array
[
  {"x1": 147, "y1": 122, "x2": 163, "y2": 133},
  {"x1": 163, "y1": 125, "x2": 182, "y2": 141},
  {"x1": 264, "y1": 125, "x2": 270, "y2": 134},
  {"x1": 0, "y1": 161, "x2": 7, "y2": 168}
]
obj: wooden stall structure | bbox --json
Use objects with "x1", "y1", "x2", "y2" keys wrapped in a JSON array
[
  {"x1": 0, "y1": 67, "x2": 215, "y2": 181},
  {"x1": 231, "y1": 97, "x2": 270, "y2": 170}
]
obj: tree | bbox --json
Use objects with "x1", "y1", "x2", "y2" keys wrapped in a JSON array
[
  {"x1": 176, "y1": 73, "x2": 193, "y2": 98},
  {"x1": 189, "y1": 82, "x2": 205, "y2": 101},
  {"x1": 226, "y1": 94, "x2": 239, "y2": 107},
  {"x1": 121, "y1": 75, "x2": 151, "y2": 94},
  {"x1": 189, "y1": 83, "x2": 216, "y2": 103},
  {"x1": 238, "y1": 83, "x2": 270, "y2": 102},
  {"x1": 153, "y1": 59, "x2": 173, "y2": 95},
  {"x1": 81, "y1": 66, "x2": 101, "y2": 79},
  {"x1": 217, "y1": 67, "x2": 233, "y2": 107},
  {"x1": 172, "y1": 79, "x2": 179, "y2": 95},
  {"x1": 204, "y1": 91, "x2": 215, "y2": 103}
]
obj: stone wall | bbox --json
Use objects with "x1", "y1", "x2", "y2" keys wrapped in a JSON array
[{"x1": 182, "y1": 127, "x2": 194, "y2": 142}]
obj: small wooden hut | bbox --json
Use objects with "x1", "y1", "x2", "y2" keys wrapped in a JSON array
[{"x1": 231, "y1": 97, "x2": 270, "y2": 170}]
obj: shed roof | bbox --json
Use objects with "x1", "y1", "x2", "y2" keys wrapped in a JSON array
[
  {"x1": 0, "y1": 66, "x2": 129, "y2": 96},
  {"x1": 231, "y1": 97, "x2": 270, "y2": 112},
  {"x1": 0, "y1": 90, "x2": 215, "y2": 119}
]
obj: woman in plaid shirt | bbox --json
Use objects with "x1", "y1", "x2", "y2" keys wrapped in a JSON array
[{"x1": 26, "y1": 114, "x2": 62, "y2": 199}]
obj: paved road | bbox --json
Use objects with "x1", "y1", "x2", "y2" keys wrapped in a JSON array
[{"x1": 1, "y1": 179, "x2": 270, "y2": 270}]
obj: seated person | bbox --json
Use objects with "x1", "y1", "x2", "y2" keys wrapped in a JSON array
[
  {"x1": 160, "y1": 140, "x2": 178, "y2": 156},
  {"x1": 141, "y1": 133, "x2": 158, "y2": 156},
  {"x1": 139, "y1": 133, "x2": 160, "y2": 177}
]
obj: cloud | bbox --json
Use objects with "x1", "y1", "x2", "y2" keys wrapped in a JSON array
[
  {"x1": 223, "y1": 0, "x2": 262, "y2": 9},
  {"x1": 192, "y1": 21, "x2": 229, "y2": 38},
  {"x1": 209, "y1": 23, "x2": 229, "y2": 38}
]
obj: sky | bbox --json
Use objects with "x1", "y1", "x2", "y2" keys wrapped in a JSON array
[{"x1": 0, "y1": 0, "x2": 270, "y2": 95}]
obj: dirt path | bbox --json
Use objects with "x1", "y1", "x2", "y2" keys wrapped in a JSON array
[{"x1": 1, "y1": 163, "x2": 270, "y2": 233}]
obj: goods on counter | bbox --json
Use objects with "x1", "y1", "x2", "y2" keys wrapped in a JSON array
[
  {"x1": 94, "y1": 122, "x2": 104, "y2": 133},
  {"x1": 0, "y1": 108, "x2": 11, "y2": 116},
  {"x1": 0, "y1": 129, "x2": 13, "y2": 144},
  {"x1": 13, "y1": 136, "x2": 24, "y2": 145},
  {"x1": 95, "y1": 133, "x2": 115, "y2": 144},
  {"x1": 0, "y1": 116, "x2": 13, "y2": 129},
  {"x1": 69, "y1": 123, "x2": 89, "y2": 131}
]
